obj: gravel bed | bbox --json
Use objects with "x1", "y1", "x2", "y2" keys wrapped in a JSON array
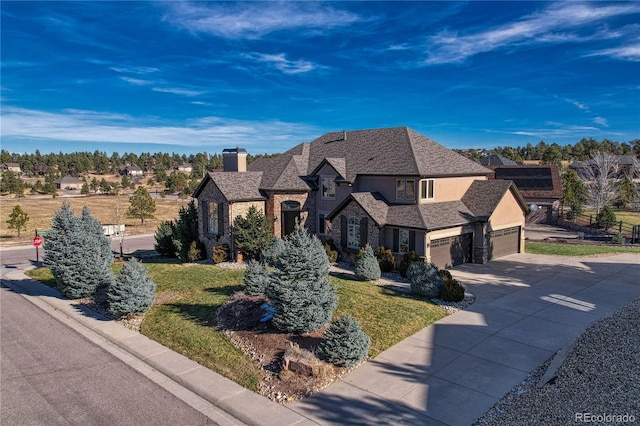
[{"x1": 474, "y1": 298, "x2": 640, "y2": 425}]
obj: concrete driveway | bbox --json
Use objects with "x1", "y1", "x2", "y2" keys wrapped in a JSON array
[{"x1": 290, "y1": 253, "x2": 640, "y2": 425}]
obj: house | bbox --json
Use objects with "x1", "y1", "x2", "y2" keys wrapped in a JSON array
[
  {"x1": 175, "y1": 163, "x2": 193, "y2": 174},
  {"x1": 570, "y1": 155, "x2": 638, "y2": 180},
  {"x1": 1, "y1": 163, "x2": 22, "y2": 174},
  {"x1": 121, "y1": 165, "x2": 144, "y2": 177},
  {"x1": 55, "y1": 175, "x2": 84, "y2": 190},
  {"x1": 477, "y1": 154, "x2": 519, "y2": 166},
  {"x1": 194, "y1": 127, "x2": 528, "y2": 269},
  {"x1": 488, "y1": 165, "x2": 562, "y2": 223}
]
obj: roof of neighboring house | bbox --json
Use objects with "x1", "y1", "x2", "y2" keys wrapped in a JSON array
[
  {"x1": 124, "y1": 165, "x2": 143, "y2": 172},
  {"x1": 329, "y1": 180, "x2": 527, "y2": 230},
  {"x1": 478, "y1": 154, "x2": 519, "y2": 166},
  {"x1": 177, "y1": 163, "x2": 192, "y2": 169},
  {"x1": 193, "y1": 171, "x2": 266, "y2": 202},
  {"x1": 249, "y1": 127, "x2": 491, "y2": 190},
  {"x1": 570, "y1": 155, "x2": 639, "y2": 169},
  {"x1": 2, "y1": 163, "x2": 21, "y2": 168},
  {"x1": 55, "y1": 175, "x2": 83, "y2": 185},
  {"x1": 490, "y1": 165, "x2": 562, "y2": 200}
]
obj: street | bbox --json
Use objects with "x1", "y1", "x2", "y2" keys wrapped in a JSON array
[{"x1": 0, "y1": 284, "x2": 215, "y2": 425}]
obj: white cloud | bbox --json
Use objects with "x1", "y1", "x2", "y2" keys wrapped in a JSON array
[
  {"x1": 120, "y1": 77, "x2": 153, "y2": 86},
  {"x1": 586, "y1": 43, "x2": 640, "y2": 61},
  {"x1": 593, "y1": 116, "x2": 609, "y2": 127},
  {"x1": 152, "y1": 87, "x2": 206, "y2": 97},
  {"x1": 162, "y1": 1, "x2": 360, "y2": 39},
  {"x1": 0, "y1": 106, "x2": 319, "y2": 151},
  {"x1": 423, "y1": 3, "x2": 640, "y2": 64},
  {"x1": 110, "y1": 66, "x2": 159, "y2": 74},
  {"x1": 245, "y1": 53, "x2": 319, "y2": 74},
  {"x1": 565, "y1": 98, "x2": 590, "y2": 111}
]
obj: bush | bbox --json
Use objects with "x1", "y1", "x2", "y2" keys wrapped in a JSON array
[
  {"x1": 244, "y1": 260, "x2": 270, "y2": 296},
  {"x1": 186, "y1": 240, "x2": 204, "y2": 263},
  {"x1": 108, "y1": 258, "x2": 156, "y2": 319},
  {"x1": 265, "y1": 225, "x2": 338, "y2": 334},
  {"x1": 212, "y1": 244, "x2": 230, "y2": 264},
  {"x1": 315, "y1": 314, "x2": 370, "y2": 367},
  {"x1": 595, "y1": 206, "x2": 617, "y2": 230},
  {"x1": 323, "y1": 239, "x2": 339, "y2": 264},
  {"x1": 439, "y1": 278, "x2": 465, "y2": 302},
  {"x1": 375, "y1": 247, "x2": 395, "y2": 273},
  {"x1": 438, "y1": 269, "x2": 452, "y2": 282},
  {"x1": 407, "y1": 261, "x2": 444, "y2": 298},
  {"x1": 154, "y1": 221, "x2": 176, "y2": 256},
  {"x1": 233, "y1": 206, "x2": 273, "y2": 261},
  {"x1": 398, "y1": 251, "x2": 421, "y2": 278},
  {"x1": 261, "y1": 237, "x2": 285, "y2": 266},
  {"x1": 354, "y1": 244, "x2": 381, "y2": 281},
  {"x1": 611, "y1": 233, "x2": 624, "y2": 245}
]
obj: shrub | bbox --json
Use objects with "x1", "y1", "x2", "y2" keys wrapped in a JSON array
[
  {"x1": 439, "y1": 278, "x2": 465, "y2": 302},
  {"x1": 243, "y1": 260, "x2": 270, "y2": 296},
  {"x1": 611, "y1": 233, "x2": 624, "y2": 245},
  {"x1": 265, "y1": 225, "x2": 338, "y2": 334},
  {"x1": 323, "y1": 239, "x2": 339, "y2": 264},
  {"x1": 261, "y1": 237, "x2": 285, "y2": 266},
  {"x1": 154, "y1": 221, "x2": 176, "y2": 256},
  {"x1": 354, "y1": 244, "x2": 381, "y2": 281},
  {"x1": 315, "y1": 314, "x2": 370, "y2": 367},
  {"x1": 233, "y1": 206, "x2": 273, "y2": 260},
  {"x1": 438, "y1": 269, "x2": 452, "y2": 282},
  {"x1": 153, "y1": 201, "x2": 204, "y2": 262},
  {"x1": 407, "y1": 261, "x2": 444, "y2": 298},
  {"x1": 595, "y1": 206, "x2": 617, "y2": 230},
  {"x1": 186, "y1": 240, "x2": 204, "y2": 263},
  {"x1": 398, "y1": 251, "x2": 421, "y2": 278},
  {"x1": 375, "y1": 247, "x2": 395, "y2": 273},
  {"x1": 108, "y1": 258, "x2": 156, "y2": 319},
  {"x1": 212, "y1": 244, "x2": 230, "y2": 264}
]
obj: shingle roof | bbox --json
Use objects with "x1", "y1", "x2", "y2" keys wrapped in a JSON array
[
  {"x1": 479, "y1": 154, "x2": 518, "y2": 166},
  {"x1": 55, "y1": 175, "x2": 83, "y2": 185},
  {"x1": 248, "y1": 127, "x2": 491, "y2": 190},
  {"x1": 491, "y1": 165, "x2": 562, "y2": 199},
  {"x1": 193, "y1": 171, "x2": 266, "y2": 202},
  {"x1": 462, "y1": 180, "x2": 516, "y2": 219}
]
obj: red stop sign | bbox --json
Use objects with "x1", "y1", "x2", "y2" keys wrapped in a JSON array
[{"x1": 32, "y1": 236, "x2": 43, "y2": 247}]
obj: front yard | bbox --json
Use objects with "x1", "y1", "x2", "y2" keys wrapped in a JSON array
[{"x1": 27, "y1": 261, "x2": 447, "y2": 397}]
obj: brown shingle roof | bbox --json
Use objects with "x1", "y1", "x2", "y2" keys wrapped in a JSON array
[
  {"x1": 193, "y1": 172, "x2": 266, "y2": 202},
  {"x1": 462, "y1": 180, "x2": 520, "y2": 220}
]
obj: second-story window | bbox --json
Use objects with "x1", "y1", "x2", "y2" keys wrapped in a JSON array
[
  {"x1": 321, "y1": 177, "x2": 335, "y2": 199},
  {"x1": 420, "y1": 179, "x2": 435, "y2": 200},
  {"x1": 396, "y1": 179, "x2": 415, "y2": 201}
]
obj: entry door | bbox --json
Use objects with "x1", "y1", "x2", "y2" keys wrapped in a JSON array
[{"x1": 281, "y1": 201, "x2": 301, "y2": 237}]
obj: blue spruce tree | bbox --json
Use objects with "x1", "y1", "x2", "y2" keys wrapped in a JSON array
[
  {"x1": 79, "y1": 206, "x2": 116, "y2": 302},
  {"x1": 108, "y1": 257, "x2": 156, "y2": 319},
  {"x1": 316, "y1": 314, "x2": 370, "y2": 366},
  {"x1": 354, "y1": 244, "x2": 381, "y2": 281},
  {"x1": 265, "y1": 225, "x2": 338, "y2": 334}
]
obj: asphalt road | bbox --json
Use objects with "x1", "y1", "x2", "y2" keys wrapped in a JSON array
[
  {"x1": 0, "y1": 284, "x2": 216, "y2": 425},
  {"x1": 0, "y1": 234, "x2": 156, "y2": 266}
]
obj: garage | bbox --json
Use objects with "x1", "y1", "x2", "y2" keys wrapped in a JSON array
[
  {"x1": 430, "y1": 233, "x2": 472, "y2": 269},
  {"x1": 488, "y1": 226, "x2": 521, "y2": 260}
]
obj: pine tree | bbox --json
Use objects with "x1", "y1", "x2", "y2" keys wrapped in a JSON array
[
  {"x1": 126, "y1": 186, "x2": 156, "y2": 225},
  {"x1": 243, "y1": 260, "x2": 270, "y2": 296},
  {"x1": 316, "y1": 314, "x2": 370, "y2": 367},
  {"x1": 6, "y1": 205, "x2": 29, "y2": 237},
  {"x1": 78, "y1": 206, "x2": 116, "y2": 302},
  {"x1": 354, "y1": 244, "x2": 381, "y2": 281},
  {"x1": 233, "y1": 205, "x2": 273, "y2": 260},
  {"x1": 108, "y1": 258, "x2": 156, "y2": 319},
  {"x1": 265, "y1": 225, "x2": 338, "y2": 334}
]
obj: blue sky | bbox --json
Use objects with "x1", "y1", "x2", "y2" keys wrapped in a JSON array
[{"x1": 1, "y1": 1, "x2": 639, "y2": 156}]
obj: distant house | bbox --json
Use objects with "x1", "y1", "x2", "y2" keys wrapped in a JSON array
[
  {"x1": 175, "y1": 163, "x2": 193, "y2": 174},
  {"x1": 569, "y1": 155, "x2": 638, "y2": 180},
  {"x1": 1, "y1": 163, "x2": 22, "y2": 173},
  {"x1": 477, "y1": 155, "x2": 519, "y2": 166},
  {"x1": 489, "y1": 165, "x2": 562, "y2": 223},
  {"x1": 34, "y1": 164, "x2": 48, "y2": 176},
  {"x1": 122, "y1": 165, "x2": 144, "y2": 177},
  {"x1": 194, "y1": 127, "x2": 529, "y2": 269},
  {"x1": 55, "y1": 175, "x2": 84, "y2": 190}
]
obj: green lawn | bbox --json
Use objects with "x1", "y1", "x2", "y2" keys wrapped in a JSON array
[
  {"x1": 27, "y1": 262, "x2": 447, "y2": 391},
  {"x1": 582, "y1": 209, "x2": 640, "y2": 225},
  {"x1": 526, "y1": 241, "x2": 640, "y2": 256}
]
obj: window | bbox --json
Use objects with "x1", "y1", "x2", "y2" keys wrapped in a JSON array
[
  {"x1": 420, "y1": 179, "x2": 435, "y2": 200},
  {"x1": 321, "y1": 177, "x2": 335, "y2": 199},
  {"x1": 399, "y1": 229, "x2": 409, "y2": 253},
  {"x1": 396, "y1": 179, "x2": 416, "y2": 201},
  {"x1": 318, "y1": 212, "x2": 327, "y2": 235},
  {"x1": 208, "y1": 202, "x2": 219, "y2": 235},
  {"x1": 347, "y1": 217, "x2": 360, "y2": 249}
]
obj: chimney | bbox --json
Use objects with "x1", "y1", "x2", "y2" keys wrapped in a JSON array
[
  {"x1": 343, "y1": 130, "x2": 347, "y2": 140},
  {"x1": 222, "y1": 147, "x2": 247, "y2": 172}
]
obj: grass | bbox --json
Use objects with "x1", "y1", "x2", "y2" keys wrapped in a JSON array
[
  {"x1": 582, "y1": 209, "x2": 640, "y2": 225},
  {"x1": 0, "y1": 195, "x2": 187, "y2": 247},
  {"x1": 526, "y1": 241, "x2": 640, "y2": 256},
  {"x1": 26, "y1": 261, "x2": 447, "y2": 391}
]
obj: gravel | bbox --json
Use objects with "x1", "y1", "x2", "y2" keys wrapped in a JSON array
[{"x1": 474, "y1": 298, "x2": 640, "y2": 425}]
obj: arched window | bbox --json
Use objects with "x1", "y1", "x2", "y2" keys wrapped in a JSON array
[{"x1": 347, "y1": 217, "x2": 360, "y2": 249}]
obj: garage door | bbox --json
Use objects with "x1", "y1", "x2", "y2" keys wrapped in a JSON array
[
  {"x1": 430, "y1": 233, "x2": 472, "y2": 269},
  {"x1": 488, "y1": 227, "x2": 520, "y2": 260}
]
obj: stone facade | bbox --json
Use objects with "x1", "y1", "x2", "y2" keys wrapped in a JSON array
[
  {"x1": 266, "y1": 191, "x2": 314, "y2": 238},
  {"x1": 329, "y1": 202, "x2": 383, "y2": 261}
]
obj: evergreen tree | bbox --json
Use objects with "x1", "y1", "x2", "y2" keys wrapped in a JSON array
[
  {"x1": 354, "y1": 244, "x2": 381, "y2": 281},
  {"x1": 154, "y1": 220, "x2": 177, "y2": 257},
  {"x1": 243, "y1": 260, "x2": 270, "y2": 296},
  {"x1": 233, "y1": 205, "x2": 273, "y2": 260},
  {"x1": 6, "y1": 205, "x2": 29, "y2": 237},
  {"x1": 108, "y1": 258, "x2": 156, "y2": 319},
  {"x1": 126, "y1": 186, "x2": 156, "y2": 225},
  {"x1": 561, "y1": 169, "x2": 587, "y2": 218},
  {"x1": 316, "y1": 314, "x2": 370, "y2": 367},
  {"x1": 265, "y1": 225, "x2": 338, "y2": 334},
  {"x1": 78, "y1": 206, "x2": 116, "y2": 301}
]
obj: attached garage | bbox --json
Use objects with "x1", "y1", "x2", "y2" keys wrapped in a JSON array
[
  {"x1": 488, "y1": 226, "x2": 521, "y2": 260},
  {"x1": 430, "y1": 233, "x2": 472, "y2": 269}
]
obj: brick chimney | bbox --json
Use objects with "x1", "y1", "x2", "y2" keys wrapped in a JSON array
[{"x1": 222, "y1": 147, "x2": 247, "y2": 172}]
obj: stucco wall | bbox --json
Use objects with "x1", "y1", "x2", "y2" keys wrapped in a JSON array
[
  {"x1": 230, "y1": 201, "x2": 265, "y2": 223},
  {"x1": 489, "y1": 189, "x2": 526, "y2": 230},
  {"x1": 430, "y1": 176, "x2": 487, "y2": 203}
]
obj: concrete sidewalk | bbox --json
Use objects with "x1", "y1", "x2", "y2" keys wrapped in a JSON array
[{"x1": 289, "y1": 253, "x2": 640, "y2": 425}]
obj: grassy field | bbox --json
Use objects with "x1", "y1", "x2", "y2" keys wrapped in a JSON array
[
  {"x1": 26, "y1": 262, "x2": 448, "y2": 391},
  {"x1": 582, "y1": 209, "x2": 640, "y2": 225},
  {"x1": 526, "y1": 241, "x2": 640, "y2": 256},
  {"x1": 0, "y1": 195, "x2": 188, "y2": 247}
]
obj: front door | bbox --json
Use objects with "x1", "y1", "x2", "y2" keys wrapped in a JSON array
[{"x1": 281, "y1": 201, "x2": 301, "y2": 237}]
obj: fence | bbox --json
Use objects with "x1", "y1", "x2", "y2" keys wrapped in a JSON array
[{"x1": 560, "y1": 212, "x2": 640, "y2": 243}]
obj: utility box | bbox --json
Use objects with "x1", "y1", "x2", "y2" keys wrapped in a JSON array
[{"x1": 102, "y1": 224, "x2": 125, "y2": 236}]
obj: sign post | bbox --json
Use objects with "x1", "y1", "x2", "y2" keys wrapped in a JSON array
[{"x1": 32, "y1": 230, "x2": 43, "y2": 263}]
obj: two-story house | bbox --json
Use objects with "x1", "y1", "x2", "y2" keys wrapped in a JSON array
[{"x1": 194, "y1": 127, "x2": 528, "y2": 269}]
